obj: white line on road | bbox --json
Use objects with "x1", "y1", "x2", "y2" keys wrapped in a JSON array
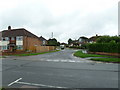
[
  {"x1": 16, "y1": 81, "x2": 67, "y2": 88},
  {"x1": 8, "y1": 78, "x2": 22, "y2": 86}
]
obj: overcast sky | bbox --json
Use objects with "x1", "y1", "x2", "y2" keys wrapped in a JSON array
[{"x1": 0, "y1": 0, "x2": 119, "y2": 43}]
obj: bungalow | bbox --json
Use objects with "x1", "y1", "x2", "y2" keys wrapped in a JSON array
[{"x1": 0, "y1": 26, "x2": 42, "y2": 52}]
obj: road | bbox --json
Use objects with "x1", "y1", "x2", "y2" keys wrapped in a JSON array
[{"x1": 1, "y1": 49, "x2": 119, "y2": 89}]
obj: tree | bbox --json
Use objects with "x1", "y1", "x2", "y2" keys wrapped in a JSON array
[
  {"x1": 68, "y1": 38, "x2": 73, "y2": 45},
  {"x1": 96, "y1": 36, "x2": 120, "y2": 43},
  {"x1": 96, "y1": 36, "x2": 112, "y2": 43},
  {"x1": 47, "y1": 38, "x2": 60, "y2": 46}
]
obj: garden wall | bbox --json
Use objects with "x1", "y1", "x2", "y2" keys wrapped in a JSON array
[
  {"x1": 1, "y1": 46, "x2": 56, "y2": 55},
  {"x1": 89, "y1": 52, "x2": 120, "y2": 57}
]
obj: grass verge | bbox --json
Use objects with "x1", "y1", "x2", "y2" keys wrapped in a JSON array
[
  {"x1": 74, "y1": 51, "x2": 110, "y2": 58},
  {"x1": 90, "y1": 58, "x2": 120, "y2": 63},
  {"x1": 14, "y1": 50, "x2": 60, "y2": 56},
  {"x1": 0, "y1": 56, "x2": 6, "y2": 58}
]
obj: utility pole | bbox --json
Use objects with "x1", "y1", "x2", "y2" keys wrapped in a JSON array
[{"x1": 51, "y1": 32, "x2": 53, "y2": 39}]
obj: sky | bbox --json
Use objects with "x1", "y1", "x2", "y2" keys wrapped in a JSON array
[{"x1": 0, "y1": 0, "x2": 119, "y2": 43}]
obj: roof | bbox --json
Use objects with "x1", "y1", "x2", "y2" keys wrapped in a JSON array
[
  {"x1": 39, "y1": 36, "x2": 47, "y2": 41},
  {"x1": 89, "y1": 36, "x2": 101, "y2": 41},
  {"x1": 79, "y1": 36, "x2": 88, "y2": 40},
  {"x1": 0, "y1": 28, "x2": 39, "y2": 39}
]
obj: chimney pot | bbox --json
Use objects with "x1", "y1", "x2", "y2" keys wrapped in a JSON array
[{"x1": 8, "y1": 26, "x2": 11, "y2": 30}]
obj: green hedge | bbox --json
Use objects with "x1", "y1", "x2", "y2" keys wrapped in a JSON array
[
  {"x1": 69, "y1": 46, "x2": 81, "y2": 49},
  {"x1": 88, "y1": 43, "x2": 120, "y2": 53}
]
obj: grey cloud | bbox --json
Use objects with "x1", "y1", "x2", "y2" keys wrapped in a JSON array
[{"x1": 0, "y1": 0, "x2": 118, "y2": 43}]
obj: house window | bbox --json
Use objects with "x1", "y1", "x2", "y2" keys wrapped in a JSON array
[
  {"x1": 11, "y1": 37, "x2": 15, "y2": 40},
  {"x1": 2, "y1": 37, "x2": 5, "y2": 41},
  {"x1": 5, "y1": 37, "x2": 9, "y2": 41},
  {"x1": 1, "y1": 37, "x2": 9, "y2": 41},
  {"x1": 16, "y1": 36, "x2": 23, "y2": 41},
  {"x1": 1, "y1": 46, "x2": 7, "y2": 50},
  {"x1": 43, "y1": 40, "x2": 46, "y2": 45},
  {"x1": 17, "y1": 45, "x2": 23, "y2": 50}
]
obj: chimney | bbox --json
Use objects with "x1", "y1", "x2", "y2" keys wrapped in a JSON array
[{"x1": 8, "y1": 26, "x2": 11, "y2": 30}]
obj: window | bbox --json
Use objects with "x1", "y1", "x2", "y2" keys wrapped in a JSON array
[
  {"x1": 1, "y1": 46, "x2": 7, "y2": 50},
  {"x1": 43, "y1": 40, "x2": 46, "y2": 45},
  {"x1": 11, "y1": 37, "x2": 15, "y2": 40},
  {"x1": 1, "y1": 37, "x2": 9, "y2": 41},
  {"x1": 16, "y1": 36, "x2": 23, "y2": 41},
  {"x1": 17, "y1": 45, "x2": 23, "y2": 50},
  {"x1": 5, "y1": 37, "x2": 9, "y2": 41},
  {"x1": 2, "y1": 37, "x2": 5, "y2": 41}
]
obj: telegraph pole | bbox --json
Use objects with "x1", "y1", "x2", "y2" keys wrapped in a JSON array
[{"x1": 51, "y1": 32, "x2": 53, "y2": 39}]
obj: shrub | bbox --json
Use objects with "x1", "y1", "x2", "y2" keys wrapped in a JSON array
[
  {"x1": 69, "y1": 46, "x2": 81, "y2": 49},
  {"x1": 96, "y1": 36, "x2": 120, "y2": 43},
  {"x1": 88, "y1": 43, "x2": 120, "y2": 53}
]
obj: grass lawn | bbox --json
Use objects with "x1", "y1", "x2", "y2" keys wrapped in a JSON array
[
  {"x1": 74, "y1": 51, "x2": 110, "y2": 58},
  {"x1": 14, "y1": 50, "x2": 60, "y2": 56},
  {"x1": 90, "y1": 58, "x2": 120, "y2": 63},
  {"x1": 0, "y1": 56, "x2": 5, "y2": 58}
]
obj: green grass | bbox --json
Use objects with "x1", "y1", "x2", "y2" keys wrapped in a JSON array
[
  {"x1": 74, "y1": 51, "x2": 110, "y2": 58},
  {"x1": 0, "y1": 56, "x2": 6, "y2": 58},
  {"x1": 74, "y1": 50, "x2": 120, "y2": 63},
  {"x1": 14, "y1": 50, "x2": 60, "y2": 56},
  {"x1": 90, "y1": 58, "x2": 120, "y2": 63}
]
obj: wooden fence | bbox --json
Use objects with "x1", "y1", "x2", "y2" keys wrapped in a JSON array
[
  {"x1": 1, "y1": 46, "x2": 56, "y2": 55},
  {"x1": 36, "y1": 46, "x2": 56, "y2": 53}
]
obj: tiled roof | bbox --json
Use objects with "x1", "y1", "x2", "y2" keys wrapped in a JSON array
[
  {"x1": 0, "y1": 28, "x2": 39, "y2": 38},
  {"x1": 89, "y1": 36, "x2": 101, "y2": 41}
]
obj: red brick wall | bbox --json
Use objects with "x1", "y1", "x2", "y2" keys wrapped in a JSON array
[
  {"x1": 23, "y1": 36, "x2": 42, "y2": 52},
  {"x1": 89, "y1": 52, "x2": 120, "y2": 57}
]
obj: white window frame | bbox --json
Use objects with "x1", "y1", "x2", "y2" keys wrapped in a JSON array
[
  {"x1": 1, "y1": 46, "x2": 7, "y2": 50},
  {"x1": 17, "y1": 45, "x2": 23, "y2": 50},
  {"x1": 16, "y1": 36, "x2": 23, "y2": 41}
]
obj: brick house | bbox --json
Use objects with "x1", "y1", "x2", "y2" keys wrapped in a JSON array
[
  {"x1": 78, "y1": 36, "x2": 88, "y2": 46},
  {"x1": 39, "y1": 36, "x2": 48, "y2": 46},
  {"x1": 89, "y1": 34, "x2": 101, "y2": 43},
  {"x1": 0, "y1": 26, "x2": 42, "y2": 52}
]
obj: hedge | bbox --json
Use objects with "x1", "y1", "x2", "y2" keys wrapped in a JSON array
[
  {"x1": 87, "y1": 43, "x2": 120, "y2": 53},
  {"x1": 69, "y1": 46, "x2": 81, "y2": 49}
]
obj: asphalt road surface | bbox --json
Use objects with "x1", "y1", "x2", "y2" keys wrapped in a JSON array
[{"x1": 1, "y1": 49, "x2": 119, "y2": 89}]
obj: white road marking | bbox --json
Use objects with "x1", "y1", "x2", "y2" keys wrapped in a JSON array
[
  {"x1": 16, "y1": 81, "x2": 67, "y2": 88},
  {"x1": 8, "y1": 78, "x2": 67, "y2": 88},
  {"x1": 8, "y1": 78, "x2": 22, "y2": 86}
]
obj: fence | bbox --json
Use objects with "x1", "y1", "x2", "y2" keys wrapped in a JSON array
[
  {"x1": 1, "y1": 46, "x2": 56, "y2": 55},
  {"x1": 35, "y1": 46, "x2": 56, "y2": 53}
]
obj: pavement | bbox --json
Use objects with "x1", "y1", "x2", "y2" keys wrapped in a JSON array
[{"x1": 0, "y1": 49, "x2": 119, "y2": 89}]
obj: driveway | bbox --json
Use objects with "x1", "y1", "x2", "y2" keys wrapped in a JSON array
[{"x1": 1, "y1": 49, "x2": 119, "y2": 89}]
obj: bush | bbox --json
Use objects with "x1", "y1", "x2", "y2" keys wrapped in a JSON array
[
  {"x1": 87, "y1": 43, "x2": 120, "y2": 53},
  {"x1": 81, "y1": 44, "x2": 88, "y2": 49},
  {"x1": 96, "y1": 36, "x2": 120, "y2": 43},
  {"x1": 69, "y1": 46, "x2": 81, "y2": 49}
]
